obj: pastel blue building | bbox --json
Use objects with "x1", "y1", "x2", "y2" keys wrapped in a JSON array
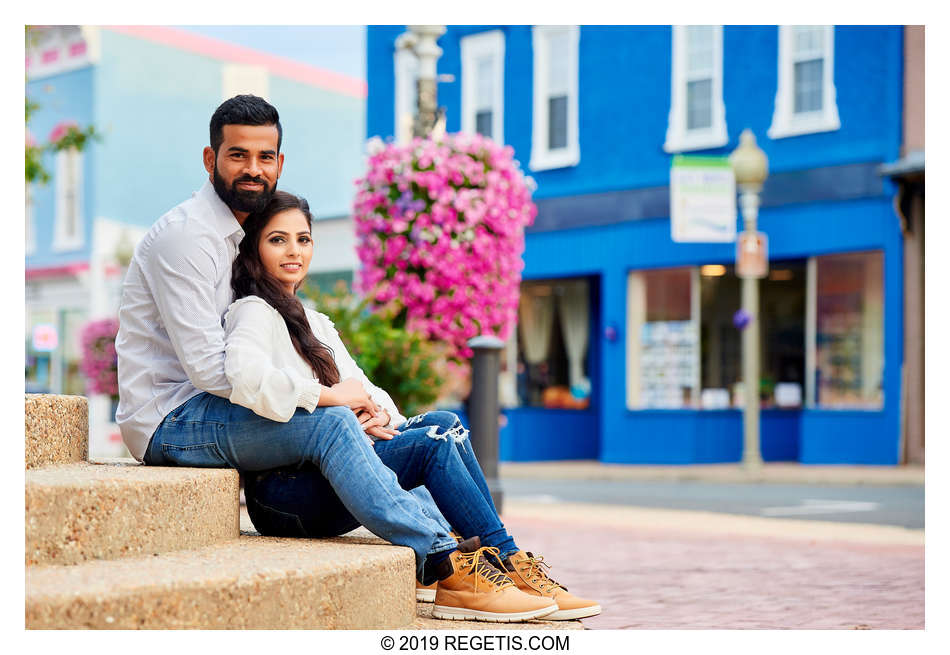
[
  {"x1": 366, "y1": 25, "x2": 910, "y2": 465},
  {"x1": 26, "y1": 25, "x2": 366, "y2": 455}
]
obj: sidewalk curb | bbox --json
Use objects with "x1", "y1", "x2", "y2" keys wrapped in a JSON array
[
  {"x1": 501, "y1": 500, "x2": 924, "y2": 547},
  {"x1": 500, "y1": 461, "x2": 924, "y2": 487}
]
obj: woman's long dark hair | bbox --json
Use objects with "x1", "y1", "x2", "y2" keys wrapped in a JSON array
[{"x1": 231, "y1": 191, "x2": 341, "y2": 386}]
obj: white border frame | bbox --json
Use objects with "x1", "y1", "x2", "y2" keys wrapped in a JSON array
[
  {"x1": 26, "y1": 183, "x2": 36, "y2": 256},
  {"x1": 530, "y1": 25, "x2": 580, "y2": 171},
  {"x1": 768, "y1": 25, "x2": 840, "y2": 139},
  {"x1": 461, "y1": 30, "x2": 505, "y2": 143},
  {"x1": 664, "y1": 25, "x2": 729, "y2": 153}
]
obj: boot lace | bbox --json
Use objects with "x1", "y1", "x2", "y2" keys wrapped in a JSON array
[
  {"x1": 458, "y1": 546, "x2": 515, "y2": 592},
  {"x1": 517, "y1": 554, "x2": 564, "y2": 594}
]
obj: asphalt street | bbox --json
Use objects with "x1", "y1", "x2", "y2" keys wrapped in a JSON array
[{"x1": 498, "y1": 478, "x2": 924, "y2": 529}]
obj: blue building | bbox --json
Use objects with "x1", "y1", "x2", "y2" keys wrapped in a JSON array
[
  {"x1": 26, "y1": 25, "x2": 366, "y2": 455},
  {"x1": 366, "y1": 25, "x2": 912, "y2": 465}
]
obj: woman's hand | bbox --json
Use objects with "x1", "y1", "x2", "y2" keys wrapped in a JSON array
[
  {"x1": 356, "y1": 407, "x2": 399, "y2": 441},
  {"x1": 326, "y1": 378, "x2": 378, "y2": 416}
]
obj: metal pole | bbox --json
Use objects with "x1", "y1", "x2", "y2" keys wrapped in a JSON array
[
  {"x1": 407, "y1": 25, "x2": 445, "y2": 138},
  {"x1": 739, "y1": 191, "x2": 764, "y2": 470},
  {"x1": 467, "y1": 335, "x2": 504, "y2": 512}
]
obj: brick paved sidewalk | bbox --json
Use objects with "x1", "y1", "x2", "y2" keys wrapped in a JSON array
[{"x1": 500, "y1": 501, "x2": 924, "y2": 630}]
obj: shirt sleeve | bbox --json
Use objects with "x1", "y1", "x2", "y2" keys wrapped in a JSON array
[
  {"x1": 312, "y1": 311, "x2": 408, "y2": 429},
  {"x1": 225, "y1": 297, "x2": 323, "y2": 422},
  {"x1": 142, "y1": 221, "x2": 232, "y2": 397}
]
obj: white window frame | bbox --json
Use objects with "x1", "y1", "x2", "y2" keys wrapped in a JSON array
[
  {"x1": 26, "y1": 183, "x2": 36, "y2": 255},
  {"x1": 530, "y1": 25, "x2": 580, "y2": 171},
  {"x1": 664, "y1": 25, "x2": 728, "y2": 153},
  {"x1": 394, "y1": 40, "x2": 419, "y2": 144},
  {"x1": 769, "y1": 25, "x2": 840, "y2": 139},
  {"x1": 460, "y1": 30, "x2": 505, "y2": 143},
  {"x1": 53, "y1": 147, "x2": 84, "y2": 252}
]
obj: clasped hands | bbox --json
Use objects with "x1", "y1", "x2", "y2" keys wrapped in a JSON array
[{"x1": 329, "y1": 377, "x2": 399, "y2": 441}]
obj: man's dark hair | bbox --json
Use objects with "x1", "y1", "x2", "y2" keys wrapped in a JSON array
[{"x1": 209, "y1": 94, "x2": 282, "y2": 154}]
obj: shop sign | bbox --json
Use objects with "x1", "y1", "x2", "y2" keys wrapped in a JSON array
[
  {"x1": 670, "y1": 155, "x2": 737, "y2": 243},
  {"x1": 736, "y1": 230, "x2": 768, "y2": 279},
  {"x1": 32, "y1": 323, "x2": 58, "y2": 352}
]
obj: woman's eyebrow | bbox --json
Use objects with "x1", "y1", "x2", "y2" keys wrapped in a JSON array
[{"x1": 265, "y1": 230, "x2": 289, "y2": 237}]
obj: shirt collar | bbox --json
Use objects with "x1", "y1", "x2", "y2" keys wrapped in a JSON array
[{"x1": 196, "y1": 179, "x2": 245, "y2": 243}]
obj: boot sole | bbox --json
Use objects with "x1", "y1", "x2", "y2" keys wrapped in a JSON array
[
  {"x1": 416, "y1": 588, "x2": 436, "y2": 602},
  {"x1": 545, "y1": 605, "x2": 602, "y2": 620},
  {"x1": 432, "y1": 603, "x2": 558, "y2": 623}
]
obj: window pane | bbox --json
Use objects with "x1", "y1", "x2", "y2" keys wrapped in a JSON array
[
  {"x1": 687, "y1": 78, "x2": 713, "y2": 130},
  {"x1": 793, "y1": 26, "x2": 824, "y2": 58},
  {"x1": 475, "y1": 110, "x2": 493, "y2": 138},
  {"x1": 517, "y1": 278, "x2": 592, "y2": 409},
  {"x1": 794, "y1": 58, "x2": 824, "y2": 113},
  {"x1": 631, "y1": 268, "x2": 697, "y2": 409},
  {"x1": 546, "y1": 31, "x2": 570, "y2": 95},
  {"x1": 686, "y1": 26, "x2": 714, "y2": 76},
  {"x1": 815, "y1": 251, "x2": 884, "y2": 408},
  {"x1": 548, "y1": 95, "x2": 568, "y2": 150},
  {"x1": 476, "y1": 55, "x2": 494, "y2": 109}
]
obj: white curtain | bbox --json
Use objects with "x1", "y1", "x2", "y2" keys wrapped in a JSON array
[
  {"x1": 518, "y1": 291, "x2": 555, "y2": 365},
  {"x1": 556, "y1": 280, "x2": 590, "y2": 391}
]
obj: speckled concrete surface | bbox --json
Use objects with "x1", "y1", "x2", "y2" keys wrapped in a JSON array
[
  {"x1": 26, "y1": 460, "x2": 240, "y2": 566},
  {"x1": 25, "y1": 394, "x2": 88, "y2": 469},
  {"x1": 26, "y1": 534, "x2": 416, "y2": 629}
]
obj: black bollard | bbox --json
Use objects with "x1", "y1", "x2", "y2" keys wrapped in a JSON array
[{"x1": 467, "y1": 335, "x2": 504, "y2": 513}]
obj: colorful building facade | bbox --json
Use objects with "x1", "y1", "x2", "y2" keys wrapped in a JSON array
[{"x1": 366, "y1": 25, "x2": 913, "y2": 465}]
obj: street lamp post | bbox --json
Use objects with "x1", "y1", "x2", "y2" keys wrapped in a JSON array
[
  {"x1": 729, "y1": 129, "x2": 769, "y2": 471},
  {"x1": 405, "y1": 25, "x2": 446, "y2": 138}
]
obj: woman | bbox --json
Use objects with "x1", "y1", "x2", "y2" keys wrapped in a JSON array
[{"x1": 224, "y1": 191, "x2": 600, "y2": 622}]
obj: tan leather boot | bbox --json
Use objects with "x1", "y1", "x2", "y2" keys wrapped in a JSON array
[
  {"x1": 432, "y1": 537, "x2": 557, "y2": 623},
  {"x1": 503, "y1": 550, "x2": 602, "y2": 620},
  {"x1": 416, "y1": 581, "x2": 437, "y2": 602}
]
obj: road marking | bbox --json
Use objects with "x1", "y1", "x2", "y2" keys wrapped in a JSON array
[
  {"x1": 511, "y1": 494, "x2": 561, "y2": 504},
  {"x1": 760, "y1": 498, "x2": 880, "y2": 517}
]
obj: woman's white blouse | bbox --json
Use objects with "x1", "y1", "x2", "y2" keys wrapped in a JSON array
[{"x1": 223, "y1": 296, "x2": 407, "y2": 434}]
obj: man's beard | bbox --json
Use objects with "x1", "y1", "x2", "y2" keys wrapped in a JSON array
[{"x1": 212, "y1": 166, "x2": 275, "y2": 214}]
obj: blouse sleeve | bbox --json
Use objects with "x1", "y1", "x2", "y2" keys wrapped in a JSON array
[
  {"x1": 224, "y1": 297, "x2": 322, "y2": 422},
  {"x1": 311, "y1": 310, "x2": 408, "y2": 429}
]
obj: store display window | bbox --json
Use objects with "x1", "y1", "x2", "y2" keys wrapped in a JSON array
[
  {"x1": 814, "y1": 250, "x2": 884, "y2": 408},
  {"x1": 515, "y1": 278, "x2": 592, "y2": 409}
]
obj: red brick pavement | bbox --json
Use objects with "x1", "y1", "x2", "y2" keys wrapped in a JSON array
[{"x1": 501, "y1": 512, "x2": 924, "y2": 630}]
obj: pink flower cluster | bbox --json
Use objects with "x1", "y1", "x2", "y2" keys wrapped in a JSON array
[
  {"x1": 353, "y1": 133, "x2": 537, "y2": 361},
  {"x1": 79, "y1": 318, "x2": 119, "y2": 397},
  {"x1": 47, "y1": 120, "x2": 79, "y2": 144}
]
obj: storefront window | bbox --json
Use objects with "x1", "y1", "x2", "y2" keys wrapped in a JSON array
[
  {"x1": 516, "y1": 277, "x2": 592, "y2": 409},
  {"x1": 815, "y1": 251, "x2": 883, "y2": 408},
  {"x1": 627, "y1": 267, "x2": 699, "y2": 409},
  {"x1": 699, "y1": 261, "x2": 806, "y2": 408}
]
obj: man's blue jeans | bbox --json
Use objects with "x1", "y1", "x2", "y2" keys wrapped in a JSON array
[
  {"x1": 242, "y1": 410, "x2": 518, "y2": 560},
  {"x1": 144, "y1": 393, "x2": 459, "y2": 579},
  {"x1": 145, "y1": 395, "x2": 516, "y2": 578}
]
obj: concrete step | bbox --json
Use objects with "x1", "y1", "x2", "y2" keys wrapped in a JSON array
[
  {"x1": 26, "y1": 534, "x2": 416, "y2": 629},
  {"x1": 25, "y1": 394, "x2": 88, "y2": 469},
  {"x1": 26, "y1": 459, "x2": 239, "y2": 566}
]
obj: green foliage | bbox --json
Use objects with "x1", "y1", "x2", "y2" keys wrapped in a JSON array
[{"x1": 300, "y1": 280, "x2": 449, "y2": 418}]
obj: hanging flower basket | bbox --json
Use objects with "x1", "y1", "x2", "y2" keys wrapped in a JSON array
[
  {"x1": 353, "y1": 133, "x2": 537, "y2": 361},
  {"x1": 79, "y1": 318, "x2": 119, "y2": 399}
]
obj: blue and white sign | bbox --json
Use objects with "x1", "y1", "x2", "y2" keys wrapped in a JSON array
[{"x1": 670, "y1": 155, "x2": 737, "y2": 243}]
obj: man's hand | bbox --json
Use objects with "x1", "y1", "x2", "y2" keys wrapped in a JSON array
[{"x1": 356, "y1": 407, "x2": 399, "y2": 441}]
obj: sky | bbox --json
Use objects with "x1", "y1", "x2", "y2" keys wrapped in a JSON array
[{"x1": 177, "y1": 25, "x2": 366, "y2": 80}]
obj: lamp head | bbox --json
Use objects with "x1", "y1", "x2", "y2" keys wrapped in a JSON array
[{"x1": 730, "y1": 129, "x2": 769, "y2": 192}]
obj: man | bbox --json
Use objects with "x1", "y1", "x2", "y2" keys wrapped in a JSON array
[{"x1": 115, "y1": 95, "x2": 559, "y2": 623}]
